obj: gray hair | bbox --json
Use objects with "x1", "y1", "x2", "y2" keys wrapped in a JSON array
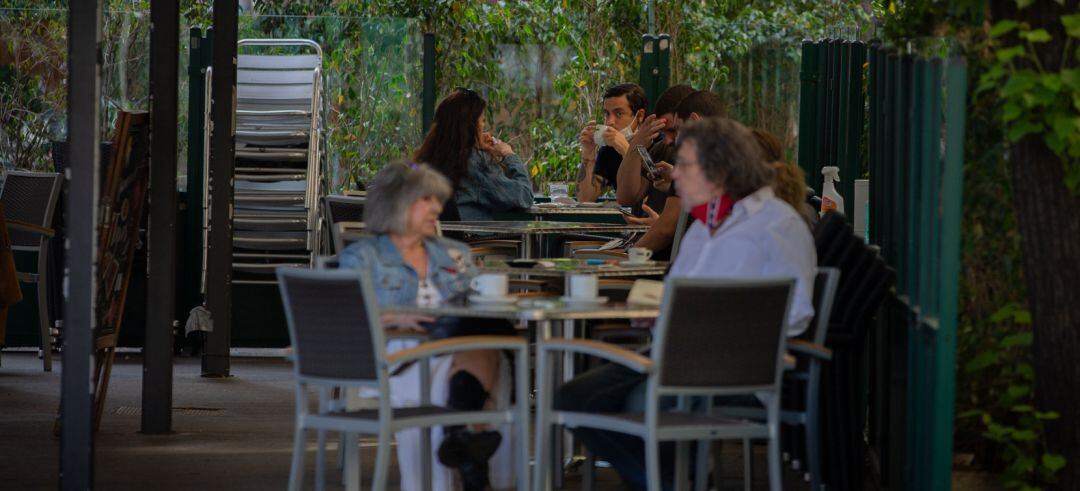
[
  {"x1": 676, "y1": 117, "x2": 773, "y2": 200},
  {"x1": 363, "y1": 160, "x2": 453, "y2": 234}
]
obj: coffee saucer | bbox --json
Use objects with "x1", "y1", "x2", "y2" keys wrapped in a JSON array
[
  {"x1": 468, "y1": 294, "x2": 517, "y2": 305},
  {"x1": 559, "y1": 296, "x2": 609, "y2": 306}
]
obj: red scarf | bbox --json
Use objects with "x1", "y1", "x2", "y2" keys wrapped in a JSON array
[{"x1": 690, "y1": 195, "x2": 734, "y2": 233}]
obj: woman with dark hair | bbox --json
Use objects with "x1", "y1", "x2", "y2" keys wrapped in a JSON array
[{"x1": 414, "y1": 88, "x2": 534, "y2": 221}]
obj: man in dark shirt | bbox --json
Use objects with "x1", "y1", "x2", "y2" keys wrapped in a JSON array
[
  {"x1": 630, "y1": 90, "x2": 728, "y2": 258},
  {"x1": 575, "y1": 84, "x2": 648, "y2": 203}
]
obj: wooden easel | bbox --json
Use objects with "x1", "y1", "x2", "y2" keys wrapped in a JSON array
[{"x1": 54, "y1": 111, "x2": 150, "y2": 435}]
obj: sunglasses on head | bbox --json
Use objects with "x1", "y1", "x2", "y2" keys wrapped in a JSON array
[{"x1": 453, "y1": 86, "x2": 480, "y2": 98}]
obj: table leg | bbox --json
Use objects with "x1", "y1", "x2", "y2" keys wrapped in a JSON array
[{"x1": 522, "y1": 234, "x2": 533, "y2": 259}]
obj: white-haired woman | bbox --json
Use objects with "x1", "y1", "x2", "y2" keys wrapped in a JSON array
[{"x1": 339, "y1": 161, "x2": 515, "y2": 491}]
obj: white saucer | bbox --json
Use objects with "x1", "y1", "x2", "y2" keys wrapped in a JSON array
[
  {"x1": 620, "y1": 259, "x2": 655, "y2": 266},
  {"x1": 468, "y1": 294, "x2": 517, "y2": 305},
  {"x1": 560, "y1": 296, "x2": 609, "y2": 306}
]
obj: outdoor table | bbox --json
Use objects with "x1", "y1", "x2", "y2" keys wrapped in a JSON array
[
  {"x1": 382, "y1": 298, "x2": 658, "y2": 487},
  {"x1": 494, "y1": 204, "x2": 630, "y2": 224},
  {"x1": 439, "y1": 220, "x2": 649, "y2": 258},
  {"x1": 478, "y1": 259, "x2": 669, "y2": 291}
]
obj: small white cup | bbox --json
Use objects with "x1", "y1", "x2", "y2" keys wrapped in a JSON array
[
  {"x1": 549, "y1": 182, "x2": 570, "y2": 198},
  {"x1": 627, "y1": 247, "x2": 653, "y2": 263},
  {"x1": 568, "y1": 274, "x2": 599, "y2": 299},
  {"x1": 471, "y1": 274, "x2": 508, "y2": 298},
  {"x1": 593, "y1": 125, "x2": 609, "y2": 147}
]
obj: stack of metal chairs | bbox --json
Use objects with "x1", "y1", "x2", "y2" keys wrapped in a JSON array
[{"x1": 206, "y1": 39, "x2": 324, "y2": 286}]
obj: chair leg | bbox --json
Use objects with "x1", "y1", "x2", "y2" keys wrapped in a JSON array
[
  {"x1": 742, "y1": 439, "x2": 752, "y2": 491},
  {"x1": 533, "y1": 350, "x2": 552, "y2": 491},
  {"x1": 694, "y1": 440, "x2": 709, "y2": 491},
  {"x1": 767, "y1": 434, "x2": 782, "y2": 491},
  {"x1": 645, "y1": 437, "x2": 662, "y2": 491},
  {"x1": 315, "y1": 429, "x2": 327, "y2": 491},
  {"x1": 674, "y1": 441, "x2": 690, "y2": 491},
  {"x1": 372, "y1": 429, "x2": 393, "y2": 491},
  {"x1": 582, "y1": 449, "x2": 596, "y2": 491},
  {"x1": 37, "y1": 273, "x2": 52, "y2": 371},
  {"x1": 289, "y1": 425, "x2": 306, "y2": 491},
  {"x1": 342, "y1": 432, "x2": 360, "y2": 491}
]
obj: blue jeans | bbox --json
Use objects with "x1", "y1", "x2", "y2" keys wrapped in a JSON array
[
  {"x1": 554, "y1": 361, "x2": 672, "y2": 491},
  {"x1": 555, "y1": 362, "x2": 761, "y2": 490}
]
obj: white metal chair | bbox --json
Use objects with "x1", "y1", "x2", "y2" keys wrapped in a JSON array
[
  {"x1": 534, "y1": 277, "x2": 796, "y2": 491},
  {"x1": 276, "y1": 267, "x2": 530, "y2": 491},
  {"x1": 1, "y1": 171, "x2": 62, "y2": 371}
]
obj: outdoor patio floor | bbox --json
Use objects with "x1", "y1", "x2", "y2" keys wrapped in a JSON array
[{"x1": 2, "y1": 350, "x2": 999, "y2": 490}]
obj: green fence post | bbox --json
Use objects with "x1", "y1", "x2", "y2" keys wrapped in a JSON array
[
  {"x1": 814, "y1": 40, "x2": 830, "y2": 192},
  {"x1": 183, "y1": 27, "x2": 205, "y2": 311},
  {"x1": 931, "y1": 54, "x2": 966, "y2": 491},
  {"x1": 656, "y1": 33, "x2": 671, "y2": 101},
  {"x1": 422, "y1": 32, "x2": 436, "y2": 135},
  {"x1": 847, "y1": 41, "x2": 866, "y2": 206},
  {"x1": 797, "y1": 40, "x2": 820, "y2": 183},
  {"x1": 639, "y1": 34, "x2": 658, "y2": 111}
]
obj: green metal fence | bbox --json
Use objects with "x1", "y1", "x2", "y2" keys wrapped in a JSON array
[
  {"x1": 798, "y1": 39, "x2": 967, "y2": 490},
  {"x1": 796, "y1": 38, "x2": 865, "y2": 208}
]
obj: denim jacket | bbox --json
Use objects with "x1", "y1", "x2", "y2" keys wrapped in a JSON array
[
  {"x1": 337, "y1": 234, "x2": 476, "y2": 306},
  {"x1": 454, "y1": 150, "x2": 534, "y2": 221}
]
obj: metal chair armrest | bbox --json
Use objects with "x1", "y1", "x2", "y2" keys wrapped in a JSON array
[
  {"x1": 384, "y1": 335, "x2": 526, "y2": 364},
  {"x1": 539, "y1": 338, "x2": 653, "y2": 373},
  {"x1": 788, "y1": 339, "x2": 833, "y2": 361},
  {"x1": 7, "y1": 220, "x2": 55, "y2": 238}
]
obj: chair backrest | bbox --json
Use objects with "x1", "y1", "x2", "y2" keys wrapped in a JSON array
[
  {"x1": 276, "y1": 267, "x2": 385, "y2": 383},
  {"x1": 0, "y1": 171, "x2": 63, "y2": 248},
  {"x1": 324, "y1": 195, "x2": 366, "y2": 224},
  {"x1": 808, "y1": 267, "x2": 841, "y2": 346},
  {"x1": 651, "y1": 278, "x2": 793, "y2": 392},
  {"x1": 334, "y1": 221, "x2": 366, "y2": 253},
  {"x1": 598, "y1": 279, "x2": 635, "y2": 303}
]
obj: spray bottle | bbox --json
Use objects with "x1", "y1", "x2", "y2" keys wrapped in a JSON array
[{"x1": 820, "y1": 166, "x2": 845, "y2": 216}]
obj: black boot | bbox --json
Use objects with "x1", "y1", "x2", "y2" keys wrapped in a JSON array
[{"x1": 438, "y1": 371, "x2": 502, "y2": 490}]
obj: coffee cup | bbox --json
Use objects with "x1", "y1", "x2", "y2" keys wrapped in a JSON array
[
  {"x1": 627, "y1": 247, "x2": 653, "y2": 263},
  {"x1": 568, "y1": 274, "x2": 599, "y2": 299},
  {"x1": 470, "y1": 274, "x2": 508, "y2": 298},
  {"x1": 593, "y1": 125, "x2": 610, "y2": 147}
]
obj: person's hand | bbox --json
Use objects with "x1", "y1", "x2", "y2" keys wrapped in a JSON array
[
  {"x1": 604, "y1": 125, "x2": 630, "y2": 155},
  {"x1": 653, "y1": 161, "x2": 674, "y2": 192},
  {"x1": 622, "y1": 203, "x2": 660, "y2": 226},
  {"x1": 628, "y1": 114, "x2": 666, "y2": 149},
  {"x1": 480, "y1": 132, "x2": 514, "y2": 158},
  {"x1": 579, "y1": 120, "x2": 598, "y2": 157},
  {"x1": 380, "y1": 313, "x2": 435, "y2": 332}
]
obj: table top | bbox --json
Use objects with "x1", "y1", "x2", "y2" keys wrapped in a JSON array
[
  {"x1": 439, "y1": 221, "x2": 649, "y2": 234},
  {"x1": 478, "y1": 260, "x2": 669, "y2": 277},
  {"x1": 382, "y1": 299, "x2": 660, "y2": 321},
  {"x1": 526, "y1": 205, "x2": 627, "y2": 215}
]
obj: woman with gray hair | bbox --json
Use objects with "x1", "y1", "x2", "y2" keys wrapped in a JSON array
[{"x1": 338, "y1": 161, "x2": 516, "y2": 491}]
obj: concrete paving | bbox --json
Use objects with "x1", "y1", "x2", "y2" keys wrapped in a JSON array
[{"x1": 0, "y1": 351, "x2": 795, "y2": 490}]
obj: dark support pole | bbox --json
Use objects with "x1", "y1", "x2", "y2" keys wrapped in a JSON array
[
  {"x1": 202, "y1": 0, "x2": 238, "y2": 377},
  {"x1": 422, "y1": 33, "x2": 436, "y2": 135},
  {"x1": 61, "y1": 0, "x2": 101, "y2": 487},
  {"x1": 143, "y1": 0, "x2": 180, "y2": 433}
]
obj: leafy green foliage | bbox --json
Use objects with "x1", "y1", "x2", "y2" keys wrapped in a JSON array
[
  {"x1": 959, "y1": 303, "x2": 1065, "y2": 488},
  {"x1": 978, "y1": 16, "x2": 1080, "y2": 192},
  {"x1": 876, "y1": 0, "x2": 1065, "y2": 487}
]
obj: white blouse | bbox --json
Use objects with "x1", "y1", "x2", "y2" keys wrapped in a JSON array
[{"x1": 670, "y1": 186, "x2": 817, "y2": 336}]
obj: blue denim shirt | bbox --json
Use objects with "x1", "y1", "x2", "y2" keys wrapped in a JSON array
[
  {"x1": 454, "y1": 150, "x2": 534, "y2": 221},
  {"x1": 337, "y1": 234, "x2": 476, "y2": 306}
]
